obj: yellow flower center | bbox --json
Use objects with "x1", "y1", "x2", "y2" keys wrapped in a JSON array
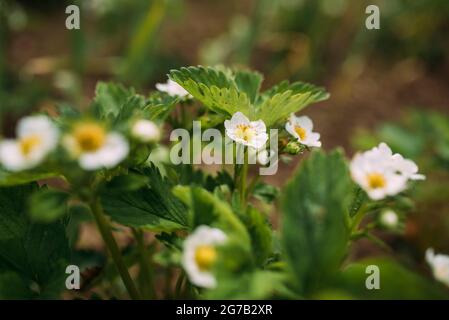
[
  {"x1": 294, "y1": 126, "x2": 307, "y2": 141},
  {"x1": 235, "y1": 124, "x2": 255, "y2": 142},
  {"x1": 19, "y1": 135, "x2": 42, "y2": 156},
  {"x1": 367, "y1": 173, "x2": 386, "y2": 189},
  {"x1": 195, "y1": 245, "x2": 217, "y2": 271},
  {"x1": 73, "y1": 123, "x2": 106, "y2": 152}
]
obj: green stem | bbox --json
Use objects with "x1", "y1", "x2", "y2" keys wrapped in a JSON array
[
  {"x1": 350, "y1": 206, "x2": 367, "y2": 234},
  {"x1": 90, "y1": 198, "x2": 140, "y2": 300},
  {"x1": 239, "y1": 149, "x2": 249, "y2": 207},
  {"x1": 132, "y1": 228, "x2": 154, "y2": 299}
]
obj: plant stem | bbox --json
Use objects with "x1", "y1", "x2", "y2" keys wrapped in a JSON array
[
  {"x1": 132, "y1": 228, "x2": 154, "y2": 299},
  {"x1": 90, "y1": 198, "x2": 140, "y2": 300},
  {"x1": 239, "y1": 149, "x2": 249, "y2": 207}
]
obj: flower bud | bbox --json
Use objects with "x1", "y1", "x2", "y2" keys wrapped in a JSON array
[{"x1": 132, "y1": 120, "x2": 160, "y2": 143}]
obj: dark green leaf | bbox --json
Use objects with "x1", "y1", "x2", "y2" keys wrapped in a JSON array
[
  {"x1": 0, "y1": 184, "x2": 70, "y2": 298},
  {"x1": 28, "y1": 188, "x2": 70, "y2": 223},
  {"x1": 101, "y1": 165, "x2": 189, "y2": 232}
]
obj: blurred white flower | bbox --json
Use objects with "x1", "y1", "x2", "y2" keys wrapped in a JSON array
[
  {"x1": 379, "y1": 210, "x2": 399, "y2": 228},
  {"x1": 0, "y1": 115, "x2": 59, "y2": 171},
  {"x1": 350, "y1": 144, "x2": 407, "y2": 200},
  {"x1": 225, "y1": 112, "x2": 268, "y2": 150},
  {"x1": 426, "y1": 248, "x2": 449, "y2": 287},
  {"x1": 350, "y1": 143, "x2": 423, "y2": 200},
  {"x1": 182, "y1": 225, "x2": 227, "y2": 289},
  {"x1": 156, "y1": 79, "x2": 191, "y2": 98},
  {"x1": 285, "y1": 114, "x2": 321, "y2": 147},
  {"x1": 63, "y1": 122, "x2": 129, "y2": 171},
  {"x1": 132, "y1": 119, "x2": 160, "y2": 143}
]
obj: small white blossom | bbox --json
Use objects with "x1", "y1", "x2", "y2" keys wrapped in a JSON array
[
  {"x1": 224, "y1": 112, "x2": 268, "y2": 150},
  {"x1": 379, "y1": 210, "x2": 399, "y2": 228},
  {"x1": 182, "y1": 225, "x2": 227, "y2": 289},
  {"x1": 0, "y1": 115, "x2": 59, "y2": 171},
  {"x1": 426, "y1": 248, "x2": 449, "y2": 287},
  {"x1": 132, "y1": 119, "x2": 160, "y2": 143},
  {"x1": 350, "y1": 144, "x2": 407, "y2": 200},
  {"x1": 350, "y1": 143, "x2": 423, "y2": 200},
  {"x1": 63, "y1": 122, "x2": 129, "y2": 171},
  {"x1": 285, "y1": 114, "x2": 321, "y2": 148},
  {"x1": 156, "y1": 79, "x2": 191, "y2": 98}
]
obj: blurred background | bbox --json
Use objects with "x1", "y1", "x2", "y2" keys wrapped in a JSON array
[{"x1": 1, "y1": 0, "x2": 449, "y2": 276}]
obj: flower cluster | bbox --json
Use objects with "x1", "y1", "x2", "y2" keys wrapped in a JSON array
[
  {"x1": 224, "y1": 111, "x2": 322, "y2": 152},
  {"x1": 0, "y1": 115, "x2": 161, "y2": 172},
  {"x1": 350, "y1": 142, "x2": 424, "y2": 200}
]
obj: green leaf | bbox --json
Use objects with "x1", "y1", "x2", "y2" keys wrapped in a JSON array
[
  {"x1": 169, "y1": 66, "x2": 252, "y2": 117},
  {"x1": 243, "y1": 206, "x2": 273, "y2": 266},
  {"x1": 0, "y1": 169, "x2": 58, "y2": 187},
  {"x1": 101, "y1": 173, "x2": 149, "y2": 193},
  {"x1": 0, "y1": 184, "x2": 70, "y2": 298},
  {"x1": 28, "y1": 188, "x2": 70, "y2": 223},
  {"x1": 101, "y1": 165, "x2": 189, "y2": 232},
  {"x1": 92, "y1": 82, "x2": 135, "y2": 119},
  {"x1": 252, "y1": 182, "x2": 280, "y2": 204},
  {"x1": 169, "y1": 66, "x2": 329, "y2": 126},
  {"x1": 173, "y1": 185, "x2": 250, "y2": 244},
  {"x1": 281, "y1": 149, "x2": 352, "y2": 295},
  {"x1": 335, "y1": 259, "x2": 448, "y2": 299},
  {"x1": 144, "y1": 92, "x2": 180, "y2": 122},
  {"x1": 256, "y1": 81, "x2": 330, "y2": 126},
  {"x1": 234, "y1": 69, "x2": 263, "y2": 104},
  {"x1": 0, "y1": 271, "x2": 35, "y2": 299},
  {"x1": 207, "y1": 270, "x2": 285, "y2": 299}
]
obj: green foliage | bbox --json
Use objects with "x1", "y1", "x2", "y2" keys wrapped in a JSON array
[
  {"x1": 28, "y1": 187, "x2": 70, "y2": 223},
  {"x1": 169, "y1": 66, "x2": 329, "y2": 126},
  {"x1": 335, "y1": 259, "x2": 448, "y2": 300},
  {"x1": 101, "y1": 165, "x2": 189, "y2": 232},
  {"x1": 281, "y1": 150, "x2": 352, "y2": 295},
  {"x1": 242, "y1": 206, "x2": 273, "y2": 266},
  {"x1": 0, "y1": 169, "x2": 58, "y2": 187},
  {"x1": 173, "y1": 185, "x2": 249, "y2": 244},
  {"x1": 0, "y1": 184, "x2": 71, "y2": 299}
]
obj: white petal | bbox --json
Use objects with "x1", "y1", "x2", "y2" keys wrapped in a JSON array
[
  {"x1": 295, "y1": 116, "x2": 313, "y2": 131},
  {"x1": 79, "y1": 133, "x2": 129, "y2": 170},
  {"x1": 229, "y1": 112, "x2": 250, "y2": 127},
  {"x1": 0, "y1": 141, "x2": 28, "y2": 171}
]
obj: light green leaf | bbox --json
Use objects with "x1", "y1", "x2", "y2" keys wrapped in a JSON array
[
  {"x1": 169, "y1": 66, "x2": 252, "y2": 117},
  {"x1": 281, "y1": 149, "x2": 351, "y2": 295},
  {"x1": 256, "y1": 81, "x2": 330, "y2": 126}
]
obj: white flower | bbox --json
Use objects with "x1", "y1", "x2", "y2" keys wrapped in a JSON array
[
  {"x1": 350, "y1": 147, "x2": 407, "y2": 200},
  {"x1": 285, "y1": 114, "x2": 321, "y2": 147},
  {"x1": 0, "y1": 115, "x2": 59, "y2": 172},
  {"x1": 426, "y1": 248, "x2": 449, "y2": 287},
  {"x1": 63, "y1": 122, "x2": 129, "y2": 171},
  {"x1": 390, "y1": 154, "x2": 425, "y2": 181},
  {"x1": 182, "y1": 225, "x2": 227, "y2": 289},
  {"x1": 156, "y1": 79, "x2": 191, "y2": 98},
  {"x1": 131, "y1": 119, "x2": 160, "y2": 143},
  {"x1": 224, "y1": 112, "x2": 268, "y2": 150},
  {"x1": 379, "y1": 210, "x2": 399, "y2": 228},
  {"x1": 350, "y1": 142, "x2": 424, "y2": 200}
]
